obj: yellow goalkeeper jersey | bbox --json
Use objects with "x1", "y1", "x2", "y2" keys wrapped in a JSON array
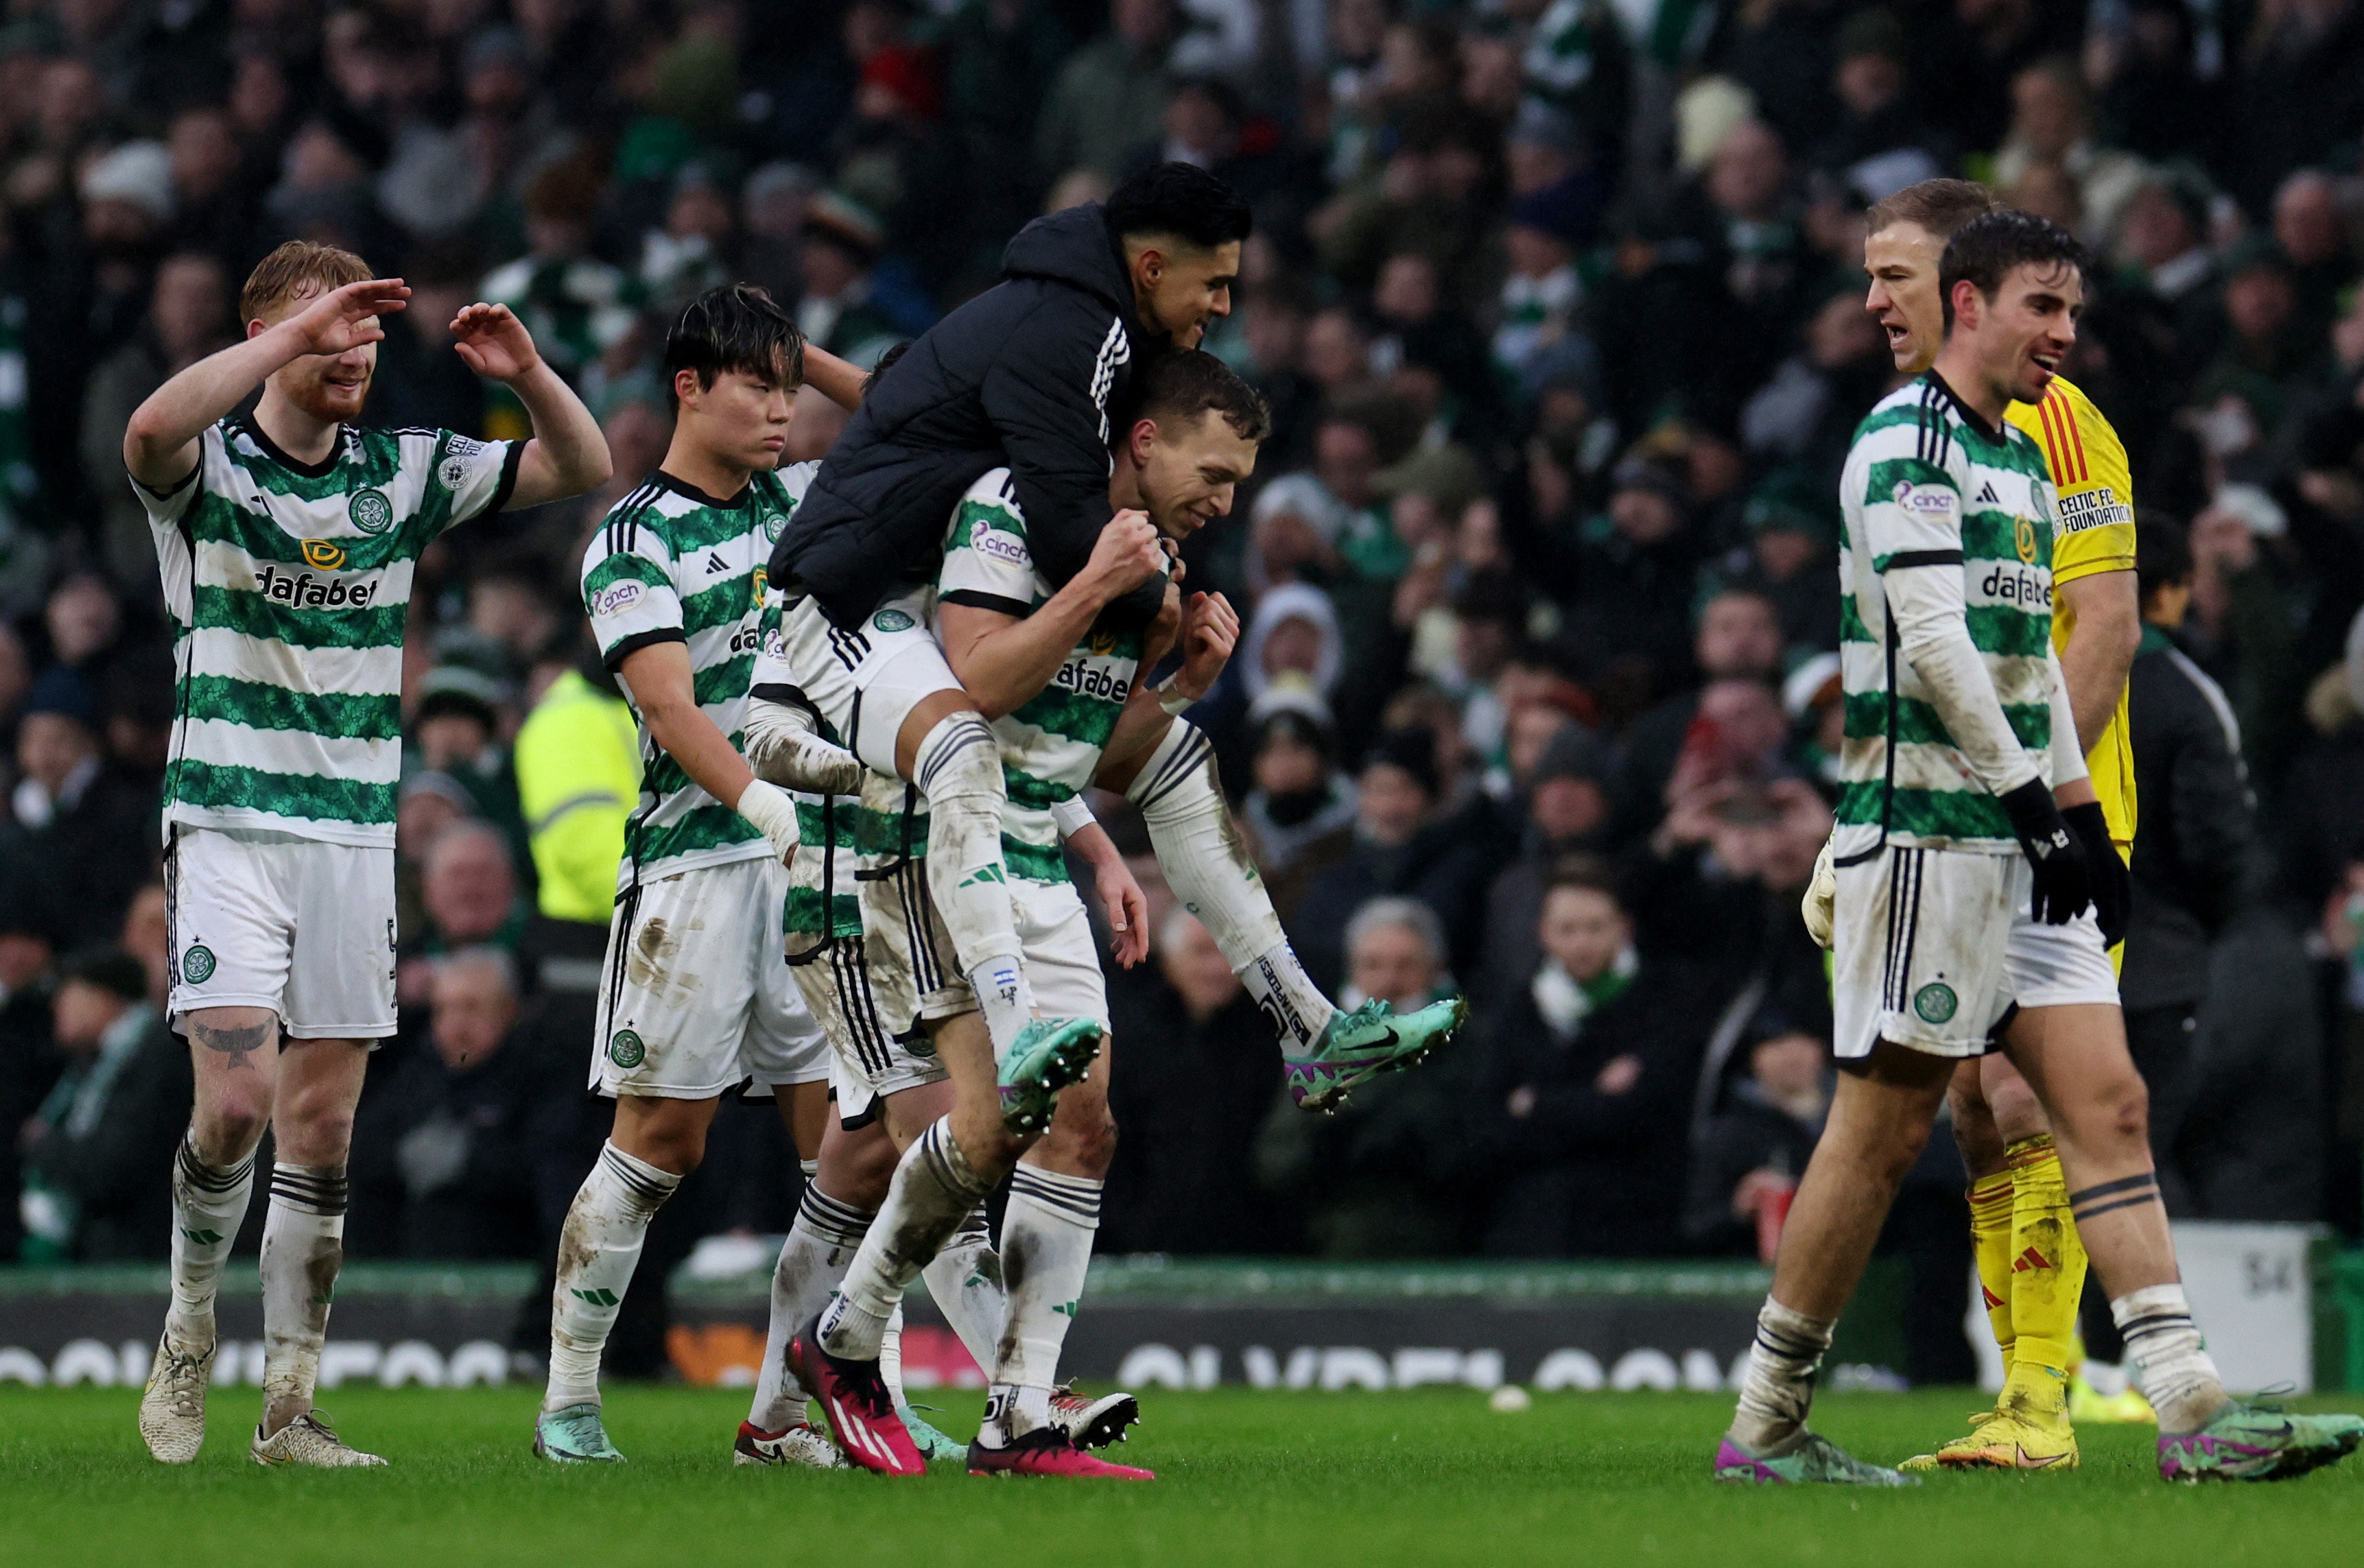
[{"x1": 2005, "y1": 375, "x2": 2137, "y2": 852}]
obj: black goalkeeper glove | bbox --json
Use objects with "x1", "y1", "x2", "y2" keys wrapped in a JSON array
[
  {"x1": 2062, "y1": 800, "x2": 2129, "y2": 946},
  {"x1": 1997, "y1": 778, "x2": 2092, "y2": 927}
]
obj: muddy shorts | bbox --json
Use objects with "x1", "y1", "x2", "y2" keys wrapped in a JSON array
[{"x1": 592, "y1": 853, "x2": 829, "y2": 1099}]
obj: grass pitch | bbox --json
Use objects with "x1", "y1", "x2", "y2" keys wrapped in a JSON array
[{"x1": 3, "y1": 1384, "x2": 2360, "y2": 1567}]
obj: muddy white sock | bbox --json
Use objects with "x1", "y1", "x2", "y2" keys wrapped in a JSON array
[
  {"x1": 259, "y1": 1163, "x2": 346, "y2": 1435},
  {"x1": 748, "y1": 1183, "x2": 872, "y2": 1431},
  {"x1": 2112, "y1": 1283, "x2": 2227, "y2": 1433},
  {"x1": 1729, "y1": 1296, "x2": 1832, "y2": 1452},
  {"x1": 1128, "y1": 722, "x2": 1334, "y2": 1047},
  {"x1": 913, "y1": 713, "x2": 1036, "y2": 1056},
  {"x1": 166, "y1": 1130, "x2": 255, "y2": 1349},
  {"x1": 543, "y1": 1143, "x2": 679, "y2": 1412},
  {"x1": 920, "y1": 1205, "x2": 1004, "y2": 1371},
  {"x1": 976, "y1": 1165, "x2": 1100, "y2": 1448},
  {"x1": 820, "y1": 1118, "x2": 990, "y2": 1359}
]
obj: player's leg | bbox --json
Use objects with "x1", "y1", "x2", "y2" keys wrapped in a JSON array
[
  {"x1": 252, "y1": 1036, "x2": 381, "y2": 1466},
  {"x1": 1103, "y1": 719, "x2": 1461, "y2": 1110},
  {"x1": 143, "y1": 1007, "x2": 276, "y2": 1463},
  {"x1": 740, "y1": 1104, "x2": 895, "y2": 1467},
  {"x1": 1720, "y1": 846, "x2": 2006, "y2": 1487},
  {"x1": 541, "y1": 863, "x2": 760, "y2": 1460},
  {"x1": 142, "y1": 829, "x2": 287, "y2": 1463},
  {"x1": 2007, "y1": 977, "x2": 2363, "y2": 1477},
  {"x1": 779, "y1": 591, "x2": 1094, "y2": 1065},
  {"x1": 246, "y1": 835, "x2": 395, "y2": 1469},
  {"x1": 1910, "y1": 1053, "x2": 2089, "y2": 1470}
]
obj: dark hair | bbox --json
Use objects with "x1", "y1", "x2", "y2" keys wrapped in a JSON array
[
  {"x1": 2136, "y1": 513, "x2": 2193, "y2": 606},
  {"x1": 1543, "y1": 852, "x2": 1622, "y2": 906},
  {"x1": 1105, "y1": 162, "x2": 1253, "y2": 251},
  {"x1": 1938, "y1": 211, "x2": 2089, "y2": 331},
  {"x1": 1864, "y1": 178, "x2": 2000, "y2": 242},
  {"x1": 59, "y1": 946, "x2": 148, "y2": 1004},
  {"x1": 1133, "y1": 348, "x2": 1272, "y2": 443},
  {"x1": 665, "y1": 285, "x2": 804, "y2": 400}
]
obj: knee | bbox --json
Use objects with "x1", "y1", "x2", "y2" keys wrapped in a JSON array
[
  {"x1": 274, "y1": 1086, "x2": 355, "y2": 1165},
  {"x1": 917, "y1": 712, "x2": 1004, "y2": 798},
  {"x1": 830, "y1": 1128, "x2": 901, "y2": 1207},
  {"x1": 195, "y1": 1098, "x2": 268, "y2": 1162},
  {"x1": 1985, "y1": 1072, "x2": 2046, "y2": 1145},
  {"x1": 1043, "y1": 1102, "x2": 1118, "y2": 1179},
  {"x1": 2083, "y1": 1071, "x2": 2150, "y2": 1149}
]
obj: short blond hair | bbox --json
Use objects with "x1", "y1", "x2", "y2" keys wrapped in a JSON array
[{"x1": 239, "y1": 239, "x2": 372, "y2": 326}]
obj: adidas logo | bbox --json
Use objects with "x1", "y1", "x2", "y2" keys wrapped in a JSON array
[
  {"x1": 180, "y1": 1227, "x2": 224, "y2": 1246},
  {"x1": 706, "y1": 552, "x2": 729, "y2": 574},
  {"x1": 1975, "y1": 483, "x2": 2000, "y2": 503},
  {"x1": 571, "y1": 1287, "x2": 622, "y2": 1307},
  {"x1": 959, "y1": 865, "x2": 1006, "y2": 888},
  {"x1": 2011, "y1": 1246, "x2": 2053, "y2": 1274},
  {"x1": 1054, "y1": 1300, "x2": 1078, "y2": 1319}
]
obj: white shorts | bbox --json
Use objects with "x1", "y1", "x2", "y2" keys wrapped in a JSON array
[
  {"x1": 593, "y1": 854, "x2": 829, "y2": 1099},
  {"x1": 1832, "y1": 844, "x2": 2118, "y2": 1062},
  {"x1": 165, "y1": 826, "x2": 397, "y2": 1040},
  {"x1": 763, "y1": 589, "x2": 956, "y2": 776}
]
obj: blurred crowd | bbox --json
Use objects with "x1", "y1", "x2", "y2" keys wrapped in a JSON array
[{"x1": 3, "y1": 0, "x2": 2364, "y2": 1370}]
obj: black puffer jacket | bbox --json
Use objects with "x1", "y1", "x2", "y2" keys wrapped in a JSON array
[{"x1": 772, "y1": 202, "x2": 1167, "y2": 630}]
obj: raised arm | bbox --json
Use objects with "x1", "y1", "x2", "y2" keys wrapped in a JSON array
[
  {"x1": 801, "y1": 344, "x2": 871, "y2": 414},
  {"x1": 449, "y1": 303, "x2": 611, "y2": 510},
  {"x1": 124, "y1": 277, "x2": 411, "y2": 488}
]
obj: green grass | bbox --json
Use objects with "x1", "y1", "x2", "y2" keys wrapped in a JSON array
[{"x1": 3, "y1": 1385, "x2": 2361, "y2": 1567}]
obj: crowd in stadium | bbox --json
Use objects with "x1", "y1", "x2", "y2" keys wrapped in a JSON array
[{"x1": 0, "y1": 0, "x2": 2361, "y2": 1335}]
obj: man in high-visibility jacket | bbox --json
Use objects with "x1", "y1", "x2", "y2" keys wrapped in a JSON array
[{"x1": 516, "y1": 652, "x2": 641, "y2": 926}]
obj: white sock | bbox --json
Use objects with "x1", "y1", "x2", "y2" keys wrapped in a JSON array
[
  {"x1": 544, "y1": 1143, "x2": 680, "y2": 1412},
  {"x1": 882, "y1": 1305, "x2": 908, "y2": 1407},
  {"x1": 912, "y1": 711, "x2": 1037, "y2": 1055},
  {"x1": 259, "y1": 1163, "x2": 346, "y2": 1434},
  {"x1": 743, "y1": 691, "x2": 866, "y2": 794},
  {"x1": 166, "y1": 1130, "x2": 255, "y2": 1349},
  {"x1": 2112, "y1": 1283, "x2": 2227, "y2": 1433},
  {"x1": 920, "y1": 1206, "x2": 1005, "y2": 1371},
  {"x1": 1128, "y1": 721, "x2": 1335, "y2": 1047},
  {"x1": 977, "y1": 1165, "x2": 1100, "y2": 1448},
  {"x1": 1729, "y1": 1296, "x2": 1832, "y2": 1452},
  {"x1": 748, "y1": 1183, "x2": 873, "y2": 1432},
  {"x1": 820, "y1": 1118, "x2": 990, "y2": 1359}
]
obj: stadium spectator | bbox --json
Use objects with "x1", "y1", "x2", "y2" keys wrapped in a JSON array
[
  {"x1": 1467, "y1": 861, "x2": 1716, "y2": 1257},
  {"x1": 1260, "y1": 896, "x2": 1471, "y2": 1257},
  {"x1": 1683, "y1": 1019, "x2": 1831, "y2": 1257},
  {"x1": 3, "y1": 665, "x2": 156, "y2": 951},
  {"x1": 352, "y1": 948, "x2": 543, "y2": 1259},
  {"x1": 19, "y1": 947, "x2": 186, "y2": 1261},
  {"x1": 1101, "y1": 910, "x2": 1288, "y2": 1255}
]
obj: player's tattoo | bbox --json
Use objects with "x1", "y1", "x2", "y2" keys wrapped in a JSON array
[{"x1": 193, "y1": 1019, "x2": 271, "y2": 1070}]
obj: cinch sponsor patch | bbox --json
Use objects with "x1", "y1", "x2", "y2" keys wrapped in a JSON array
[
  {"x1": 593, "y1": 580, "x2": 645, "y2": 616},
  {"x1": 974, "y1": 530, "x2": 1030, "y2": 566},
  {"x1": 1892, "y1": 482, "x2": 1957, "y2": 516},
  {"x1": 2055, "y1": 486, "x2": 2131, "y2": 534}
]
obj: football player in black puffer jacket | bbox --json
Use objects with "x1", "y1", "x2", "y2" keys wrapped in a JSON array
[{"x1": 770, "y1": 161, "x2": 1249, "y2": 634}]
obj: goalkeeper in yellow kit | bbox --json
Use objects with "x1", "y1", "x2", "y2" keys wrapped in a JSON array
[{"x1": 1849, "y1": 180, "x2": 2144, "y2": 1468}]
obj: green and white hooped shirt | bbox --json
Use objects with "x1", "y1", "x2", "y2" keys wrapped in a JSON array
[
  {"x1": 584, "y1": 462, "x2": 812, "y2": 886},
  {"x1": 137, "y1": 418, "x2": 520, "y2": 847},
  {"x1": 932, "y1": 468, "x2": 1148, "y2": 884},
  {"x1": 1836, "y1": 375, "x2": 2059, "y2": 856}
]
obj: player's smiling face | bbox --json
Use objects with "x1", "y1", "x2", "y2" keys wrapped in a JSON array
[
  {"x1": 263, "y1": 291, "x2": 378, "y2": 423},
  {"x1": 1863, "y1": 222, "x2": 1948, "y2": 375},
  {"x1": 1134, "y1": 241, "x2": 1242, "y2": 350},
  {"x1": 1127, "y1": 410, "x2": 1260, "y2": 540},
  {"x1": 1970, "y1": 261, "x2": 2083, "y2": 406}
]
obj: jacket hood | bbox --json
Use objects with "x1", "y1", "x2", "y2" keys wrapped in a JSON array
[{"x1": 1001, "y1": 202, "x2": 1134, "y2": 315}]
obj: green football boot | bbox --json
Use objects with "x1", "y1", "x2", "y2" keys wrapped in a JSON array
[
  {"x1": 2158, "y1": 1400, "x2": 2364, "y2": 1482},
  {"x1": 534, "y1": 1402, "x2": 626, "y2": 1463},
  {"x1": 1286, "y1": 997, "x2": 1466, "y2": 1112},
  {"x1": 898, "y1": 1403, "x2": 969, "y2": 1464},
  {"x1": 1714, "y1": 1432, "x2": 1918, "y2": 1486},
  {"x1": 997, "y1": 1017, "x2": 1103, "y2": 1134}
]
